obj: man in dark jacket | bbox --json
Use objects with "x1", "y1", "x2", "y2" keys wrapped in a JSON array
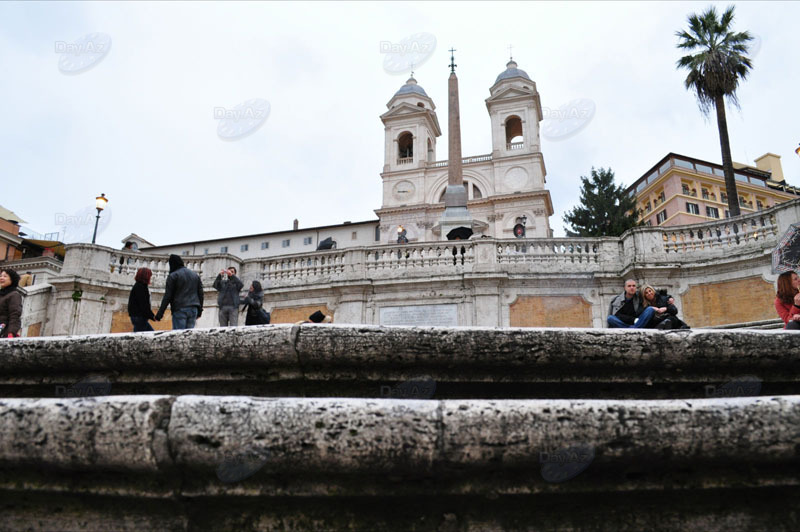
[
  {"x1": 213, "y1": 266, "x2": 243, "y2": 327},
  {"x1": 155, "y1": 255, "x2": 204, "y2": 329},
  {"x1": 606, "y1": 279, "x2": 656, "y2": 328}
]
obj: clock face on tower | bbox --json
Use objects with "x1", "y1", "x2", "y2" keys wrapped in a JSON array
[
  {"x1": 514, "y1": 224, "x2": 526, "y2": 238},
  {"x1": 392, "y1": 180, "x2": 415, "y2": 201}
]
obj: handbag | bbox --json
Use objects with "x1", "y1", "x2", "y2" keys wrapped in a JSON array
[{"x1": 257, "y1": 308, "x2": 270, "y2": 325}]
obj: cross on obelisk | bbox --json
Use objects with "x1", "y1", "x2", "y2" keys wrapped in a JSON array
[{"x1": 508, "y1": 44, "x2": 513, "y2": 61}]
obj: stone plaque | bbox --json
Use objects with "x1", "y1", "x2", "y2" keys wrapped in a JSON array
[{"x1": 379, "y1": 304, "x2": 458, "y2": 326}]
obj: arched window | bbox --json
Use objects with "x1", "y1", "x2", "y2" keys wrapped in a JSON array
[
  {"x1": 439, "y1": 181, "x2": 484, "y2": 202},
  {"x1": 505, "y1": 116, "x2": 523, "y2": 148},
  {"x1": 417, "y1": 102, "x2": 424, "y2": 108},
  {"x1": 398, "y1": 132, "x2": 413, "y2": 159}
]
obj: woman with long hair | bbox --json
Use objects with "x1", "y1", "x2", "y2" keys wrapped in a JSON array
[
  {"x1": 775, "y1": 271, "x2": 800, "y2": 330},
  {"x1": 242, "y1": 280, "x2": 268, "y2": 325},
  {"x1": 641, "y1": 284, "x2": 689, "y2": 330},
  {"x1": 0, "y1": 268, "x2": 22, "y2": 338},
  {"x1": 128, "y1": 268, "x2": 156, "y2": 332}
]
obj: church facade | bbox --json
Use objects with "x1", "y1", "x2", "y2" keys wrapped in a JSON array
[
  {"x1": 376, "y1": 60, "x2": 553, "y2": 243},
  {"x1": 131, "y1": 60, "x2": 553, "y2": 257}
]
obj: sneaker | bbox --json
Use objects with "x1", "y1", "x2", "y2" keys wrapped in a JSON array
[{"x1": 634, "y1": 318, "x2": 640, "y2": 326}]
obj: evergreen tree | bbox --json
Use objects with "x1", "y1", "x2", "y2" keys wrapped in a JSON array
[{"x1": 563, "y1": 167, "x2": 640, "y2": 237}]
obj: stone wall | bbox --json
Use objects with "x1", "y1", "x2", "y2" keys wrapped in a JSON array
[{"x1": 28, "y1": 198, "x2": 800, "y2": 336}]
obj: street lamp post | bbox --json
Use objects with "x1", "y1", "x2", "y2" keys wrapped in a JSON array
[{"x1": 91, "y1": 193, "x2": 108, "y2": 244}]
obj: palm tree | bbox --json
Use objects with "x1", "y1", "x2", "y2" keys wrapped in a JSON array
[{"x1": 676, "y1": 5, "x2": 753, "y2": 218}]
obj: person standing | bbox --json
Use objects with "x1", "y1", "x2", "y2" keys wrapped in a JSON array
[
  {"x1": 607, "y1": 279, "x2": 655, "y2": 329},
  {"x1": 213, "y1": 266, "x2": 243, "y2": 327},
  {"x1": 155, "y1": 255, "x2": 204, "y2": 330},
  {"x1": 241, "y1": 280, "x2": 268, "y2": 325},
  {"x1": 775, "y1": 271, "x2": 800, "y2": 330},
  {"x1": 0, "y1": 268, "x2": 22, "y2": 338},
  {"x1": 128, "y1": 267, "x2": 156, "y2": 332}
]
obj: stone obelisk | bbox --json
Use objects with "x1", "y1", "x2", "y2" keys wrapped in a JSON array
[{"x1": 439, "y1": 48, "x2": 473, "y2": 240}]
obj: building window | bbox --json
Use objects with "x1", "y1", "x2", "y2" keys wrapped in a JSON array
[
  {"x1": 303, "y1": 237, "x2": 312, "y2": 245},
  {"x1": 375, "y1": 226, "x2": 380, "y2": 241},
  {"x1": 351, "y1": 231, "x2": 357, "y2": 240},
  {"x1": 220, "y1": 246, "x2": 228, "y2": 253},
  {"x1": 203, "y1": 248, "x2": 209, "y2": 255},
  {"x1": 686, "y1": 202, "x2": 699, "y2": 215},
  {"x1": 282, "y1": 239, "x2": 290, "y2": 248},
  {"x1": 181, "y1": 251, "x2": 189, "y2": 256},
  {"x1": 721, "y1": 192, "x2": 728, "y2": 204},
  {"x1": 756, "y1": 200, "x2": 764, "y2": 211},
  {"x1": 701, "y1": 188, "x2": 709, "y2": 200},
  {"x1": 644, "y1": 201, "x2": 651, "y2": 213},
  {"x1": 706, "y1": 206, "x2": 720, "y2": 219},
  {"x1": 261, "y1": 242, "x2": 269, "y2": 250},
  {"x1": 397, "y1": 132, "x2": 413, "y2": 159},
  {"x1": 645, "y1": 220, "x2": 652, "y2": 226},
  {"x1": 656, "y1": 210, "x2": 667, "y2": 225},
  {"x1": 241, "y1": 244, "x2": 249, "y2": 252},
  {"x1": 682, "y1": 183, "x2": 690, "y2": 195},
  {"x1": 724, "y1": 210, "x2": 730, "y2": 219}
]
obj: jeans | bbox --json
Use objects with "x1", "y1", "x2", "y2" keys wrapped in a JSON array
[
  {"x1": 218, "y1": 305, "x2": 239, "y2": 327},
  {"x1": 130, "y1": 316, "x2": 153, "y2": 332},
  {"x1": 172, "y1": 307, "x2": 198, "y2": 330},
  {"x1": 786, "y1": 320, "x2": 800, "y2": 330},
  {"x1": 607, "y1": 306, "x2": 656, "y2": 329}
]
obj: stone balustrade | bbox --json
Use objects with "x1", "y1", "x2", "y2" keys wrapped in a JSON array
[{"x1": 21, "y1": 197, "x2": 800, "y2": 335}]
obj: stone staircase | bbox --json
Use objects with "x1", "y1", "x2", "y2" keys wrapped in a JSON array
[{"x1": 0, "y1": 325, "x2": 798, "y2": 531}]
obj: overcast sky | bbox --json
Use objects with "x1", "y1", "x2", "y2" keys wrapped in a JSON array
[{"x1": 2, "y1": 1, "x2": 798, "y2": 246}]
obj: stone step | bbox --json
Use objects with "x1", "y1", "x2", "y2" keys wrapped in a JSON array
[
  {"x1": 1, "y1": 325, "x2": 798, "y2": 399},
  {"x1": 0, "y1": 395, "x2": 798, "y2": 530}
]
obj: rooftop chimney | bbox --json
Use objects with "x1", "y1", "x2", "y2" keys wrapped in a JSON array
[{"x1": 754, "y1": 153, "x2": 784, "y2": 182}]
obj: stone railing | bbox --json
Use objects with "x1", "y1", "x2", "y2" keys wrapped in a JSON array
[
  {"x1": 427, "y1": 153, "x2": 493, "y2": 168},
  {"x1": 507, "y1": 141, "x2": 524, "y2": 150},
  {"x1": 51, "y1": 198, "x2": 800, "y2": 292},
  {"x1": 496, "y1": 239, "x2": 605, "y2": 265},
  {"x1": 661, "y1": 210, "x2": 779, "y2": 254},
  {"x1": 108, "y1": 249, "x2": 207, "y2": 285},
  {"x1": 258, "y1": 249, "x2": 348, "y2": 282},
  {"x1": 365, "y1": 242, "x2": 474, "y2": 271},
  {"x1": 396, "y1": 156, "x2": 413, "y2": 165}
]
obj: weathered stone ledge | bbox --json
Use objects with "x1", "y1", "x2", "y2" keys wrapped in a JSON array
[
  {"x1": 1, "y1": 395, "x2": 797, "y2": 492},
  {"x1": 1, "y1": 325, "x2": 798, "y2": 399}
]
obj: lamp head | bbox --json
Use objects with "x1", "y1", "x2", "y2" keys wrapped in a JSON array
[{"x1": 95, "y1": 193, "x2": 108, "y2": 211}]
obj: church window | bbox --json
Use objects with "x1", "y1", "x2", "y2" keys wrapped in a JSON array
[
  {"x1": 505, "y1": 115, "x2": 523, "y2": 148},
  {"x1": 417, "y1": 103, "x2": 424, "y2": 108},
  {"x1": 220, "y1": 246, "x2": 228, "y2": 253},
  {"x1": 203, "y1": 248, "x2": 209, "y2": 255},
  {"x1": 282, "y1": 239, "x2": 290, "y2": 248},
  {"x1": 427, "y1": 138, "x2": 434, "y2": 162},
  {"x1": 351, "y1": 231, "x2": 358, "y2": 240},
  {"x1": 398, "y1": 132, "x2": 413, "y2": 159},
  {"x1": 303, "y1": 237, "x2": 312, "y2": 245},
  {"x1": 375, "y1": 226, "x2": 380, "y2": 241},
  {"x1": 261, "y1": 242, "x2": 269, "y2": 249},
  {"x1": 472, "y1": 185, "x2": 483, "y2": 199},
  {"x1": 240, "y1": 244, "x2": 249, "y2": 252}
]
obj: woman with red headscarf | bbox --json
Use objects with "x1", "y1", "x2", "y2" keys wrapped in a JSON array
[
  {"x1": 775, "y1": 271, "x2": 800, "y2": 330},
  {"x1": 128, "y1": 268, "x2": 156, "y2": 332}
]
